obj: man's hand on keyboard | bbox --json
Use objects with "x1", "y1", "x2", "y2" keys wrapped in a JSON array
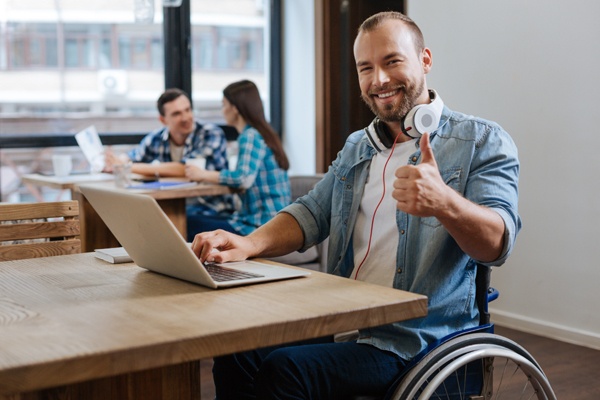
[{"x1": 191, "y1": 229, "x2": 257, "y2": 264}]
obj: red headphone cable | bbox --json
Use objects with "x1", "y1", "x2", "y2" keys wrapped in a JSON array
[{"x1": 353, "y1": 132, "x2": 401, "y2": 280}]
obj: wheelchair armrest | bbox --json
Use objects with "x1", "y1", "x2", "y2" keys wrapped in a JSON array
[
  {"x1": 408, "y1": 324, "x2": 495, "y2": 369},
  {"x1": 488, "y1": 287, "x2": 499, "y2": 303}
]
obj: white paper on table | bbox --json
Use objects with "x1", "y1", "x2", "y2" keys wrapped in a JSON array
[{"x1": 75, "y1": 125, "x2": 105, "y2": 173}]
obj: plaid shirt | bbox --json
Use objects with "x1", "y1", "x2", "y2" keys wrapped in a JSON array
[
  {"x1": 128, "y1": 121, "x2": 234, "y2": 213},
  {"x1": 219, "y1": 126, "x2": 290, "y2": 235}
]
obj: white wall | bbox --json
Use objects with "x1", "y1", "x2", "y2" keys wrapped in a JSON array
[
  {"x1": 281, "y1": 0, "x2": 316, "y2": 176},
  {"x1": 407, "y1": 0, "x2": 600, "y2": 349}
]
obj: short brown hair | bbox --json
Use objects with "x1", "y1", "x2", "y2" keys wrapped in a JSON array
[
  {"x1": 157, "y1": 88, "x2": 190, "y2": 116},
  {"x1": 358, "y1": 11, "x2": 425, "y2": 54}
]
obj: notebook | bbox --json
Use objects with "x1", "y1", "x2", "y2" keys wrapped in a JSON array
[
  {"x1": 94, "y1": 247, "x2": 133, "y2": 264},
  {"x1": 79, "y1": 185, "x2": 310, "y2": 288}
]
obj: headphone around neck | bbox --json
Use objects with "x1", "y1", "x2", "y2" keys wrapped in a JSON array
[{"x1": 365, "y1": 89, "x2": 444, "y2": 152}]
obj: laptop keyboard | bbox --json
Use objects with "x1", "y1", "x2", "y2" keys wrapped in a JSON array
[{"x1": 205, "y1": 263, "x2": 264, "y2": 282}]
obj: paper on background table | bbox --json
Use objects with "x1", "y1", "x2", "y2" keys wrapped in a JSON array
[{"x1": 75, "y1": 126, "x2": 105, "y2": 173}]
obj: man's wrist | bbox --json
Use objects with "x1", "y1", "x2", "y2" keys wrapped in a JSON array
[{"x1": 151, "y1": 160, "x2": 161, "y2": 179}]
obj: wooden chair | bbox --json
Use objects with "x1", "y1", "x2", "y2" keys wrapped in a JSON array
[{"x1": 0, "y1": 200, "x2": 80, "y2": 261}]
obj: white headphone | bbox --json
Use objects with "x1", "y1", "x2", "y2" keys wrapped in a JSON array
[{"x1": 365, "y1": 89, "x2": 444, "y2": 152}]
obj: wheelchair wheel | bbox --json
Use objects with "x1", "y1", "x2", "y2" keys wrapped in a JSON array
[{"x1": 389, "y1": 333, "x2": 556, "y2": 400}]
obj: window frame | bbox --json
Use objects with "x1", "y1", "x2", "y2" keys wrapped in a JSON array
[{"x1": 163, "y1": 0, "x2": 282, "y2": 134}]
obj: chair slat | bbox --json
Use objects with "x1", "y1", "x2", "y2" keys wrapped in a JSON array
[
  {"x1": 0, "y1": 201, "x2": 79, "y2": 221},
  {"x1": 0, "y1": 220, "x2": 80, "y2": 242},
  {"x1": 0, "y1": 239, "x2": 81, "y2": 261},
  {"x1": 0, "y1": 200, "x2": 81, "y2": 261}
]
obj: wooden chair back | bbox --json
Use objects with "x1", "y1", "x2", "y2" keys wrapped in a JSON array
[{"x1": 0, "y1": 200, "x2": 80, "y2": 261}]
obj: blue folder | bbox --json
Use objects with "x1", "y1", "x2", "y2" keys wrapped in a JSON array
[{"x1": 126, "y1": 181, "x2": 196, "y2": 190}]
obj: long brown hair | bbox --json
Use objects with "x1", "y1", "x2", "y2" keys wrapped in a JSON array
[{"x1": 223, "y1": 80, "x2": 289, "y2": 170}]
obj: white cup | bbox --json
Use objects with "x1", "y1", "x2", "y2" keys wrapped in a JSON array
[
  {"x1": 52, "y1": 155, "x2": 73, "y2": 177},
  {"x1": 185, "y1": 157, "x2": 206, "y2": 170}
]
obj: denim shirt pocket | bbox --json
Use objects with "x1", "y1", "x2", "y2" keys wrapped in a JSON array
[
  {"x1": 332, "y1": 166, "x2": 361, "y2": 236},
  {"x1": 420, "y1": 167, "x2": 463, "y2": 228}
]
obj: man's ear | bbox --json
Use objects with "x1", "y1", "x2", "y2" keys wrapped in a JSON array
[
  {"x1": 158, "y1": 115, "x2": 166, "y2": 126},
  {"x1": 422, "y1": 47, "x2": 433, "y2": 74}
]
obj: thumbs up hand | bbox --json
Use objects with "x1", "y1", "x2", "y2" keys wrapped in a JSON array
[{"x1": 392, "y1": 133, "x2": 451, "y2": 217}]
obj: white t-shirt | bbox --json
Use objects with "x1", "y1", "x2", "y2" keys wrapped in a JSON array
[
  {"x1": 351, "y1": 139, "x2": 417, "y2": 287},
  {"x1": 170, "y1": 142, "x2": 184, "y2": 163}
]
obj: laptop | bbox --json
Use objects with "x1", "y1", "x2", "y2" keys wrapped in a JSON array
[{"x1": 79, "y1": 185, "x2": 310, "y2": 288}]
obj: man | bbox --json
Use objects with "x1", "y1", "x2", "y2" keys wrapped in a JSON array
[
  {"x1": 106, "y1": 88, "x2": 233, "y2": 214},
  {"x1": 192, "y1": 11, "x2": 521, "y2": 399}
]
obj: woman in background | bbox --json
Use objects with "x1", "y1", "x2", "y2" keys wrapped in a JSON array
[{"x1": 185, "y1": 80, "x2": 291, "y2": 239}]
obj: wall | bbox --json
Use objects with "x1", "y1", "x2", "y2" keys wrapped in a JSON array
[
  {"x1": 282, "y1": 0, "x2": 600, "y2": 348},
  {"x1": 407, "y1": 0, "x2": 600, "y2": 349},
  {"x1": 282, "y1": 0, "x2": 316, "y2": 176}
]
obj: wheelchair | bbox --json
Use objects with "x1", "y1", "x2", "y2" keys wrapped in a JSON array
[{"x1": 374, "y1": 264, "x2": 556, "y2": 400}]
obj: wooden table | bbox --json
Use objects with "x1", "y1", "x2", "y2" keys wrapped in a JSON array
[
  {"x1": 21, "y1": 174, "x2": 232, "y2": 252},
  {"x1": 21, "y1": 172, "x2": 115, "y2": 191},
  {"x1": 0, "y1": 253, "x2": 427, "y2": 400}
]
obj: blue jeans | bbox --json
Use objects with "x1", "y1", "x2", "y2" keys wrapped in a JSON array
[
  {"x1": 186, "y1": 205, "x2": 238, "y2": 240},
  {"x1": 212, "y1": 336, "x2": 407, "y2": 399}
]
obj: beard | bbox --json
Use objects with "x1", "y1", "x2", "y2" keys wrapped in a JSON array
[{"x1": 361, "y1": 78, "x2": 425, "y2": 123}]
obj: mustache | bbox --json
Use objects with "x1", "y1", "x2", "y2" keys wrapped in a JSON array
[{"x1": 366, "y1": 85, "x2": 406, "y2": 97}]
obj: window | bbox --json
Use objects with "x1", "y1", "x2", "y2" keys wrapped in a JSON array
[
  {"x1": 117, "y1": 26, "x2": 163, "y2": 70},
  {"x1": 0, "y1": 1, "x2": 272, "y2": 134},
  {"x1": 190, "y1": 1, "x2": 270, "y2": 122},
  {"x1": 0, "y1": 0, "x2": 276, "y2": 203},
  {"x1": 6, "y1": 23, "x2": 58, "y2": 68},
  {"x1": 192, "y1": 26, "x2": 263, "y2": 72}
]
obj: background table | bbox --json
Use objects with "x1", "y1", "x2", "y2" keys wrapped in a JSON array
[
  {"x1": 0, "y1": 253, "x2": 427, "y2": 399},
  {"x1": 22, "y1": 174, "x2": 232, "y2": 251},
  {"x1": 75, "y1": 181, "x2": 232, "y2": 251},
  {"x1": 21, "y1": 172, "x2": 115, "y2": 191}
]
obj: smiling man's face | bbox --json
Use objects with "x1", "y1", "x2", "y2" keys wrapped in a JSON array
[
  {"x1": 159, "y1": 94, "x2": 195, "y2": 145},
  {"x1": 354, "y1": 19, "x2": 432, "y2": 123}
]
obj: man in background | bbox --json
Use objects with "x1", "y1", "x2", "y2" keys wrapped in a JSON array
[{"x1": 105, "y1": 88, "x2": 234, "y2": 215}]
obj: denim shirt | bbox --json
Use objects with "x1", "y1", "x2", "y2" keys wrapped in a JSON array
[{"x1": 282, "y1": 106, "x2": 521, "y2": 360}]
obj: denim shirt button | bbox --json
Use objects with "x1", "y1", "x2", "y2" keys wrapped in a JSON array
[
  {"x1": 397, "y1": 268, "x2": 403, "y2": 274},
  {"x1": 411, "y1": 156, "x2": 418, "y2": 162},
  {"x1": 400, "y1": 229, "x2": 405, "y2": 235}
]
